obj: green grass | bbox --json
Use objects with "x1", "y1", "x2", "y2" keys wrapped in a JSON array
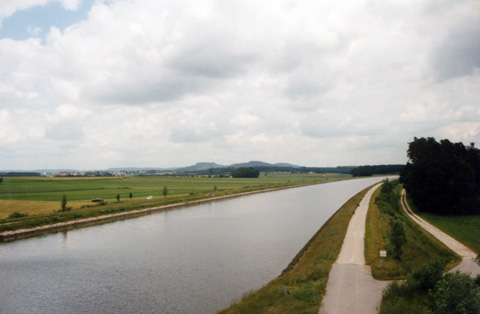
[
  {"x1": 378, "y1": 194, "x2": 480, "y2": 314},
  {"x1": 218, "y1": 185, "x2": 372, "y2": 314},
  {"x1": 418, "y1": 212, "x2": 480, "y2": 253},
  {"x1": 364, "y1": 182, "x2": 460, "y2": 280},
  {"x1": 0, "y1": 173, "x2": 351, "y2": 233}
]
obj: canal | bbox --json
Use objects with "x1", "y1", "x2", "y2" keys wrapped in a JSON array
[{"x1": 0, "y1": 177, "x2": 388, "y2": 313}]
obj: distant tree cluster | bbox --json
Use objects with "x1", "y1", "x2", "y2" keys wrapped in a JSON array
[
  {"x1": 350, "y1": 165, "x2": 405, "y2": 177},
  {"x1": 232, "y1": 167, "x2": 260, "y2": 178},
  {"x1": 400, "y1": 137, "x2": 480, "y2": 214},
  {"x1": 0, "y1": 172, "x2": 41, "y2": 177}
]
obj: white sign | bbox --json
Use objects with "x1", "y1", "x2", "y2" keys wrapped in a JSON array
[{"x1": 379, "y1": 250, "x2": 387, "y2": 257}]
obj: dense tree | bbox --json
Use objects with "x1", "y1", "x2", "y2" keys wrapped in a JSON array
[
  {"x1": 400, "y1": 137, "x2": 480, "y2": 214},
  {"x1": 162, "y1": 186, "x2": 168, "y2": 198},
  {"x1": 129, "y1": 192, "x2": 133, "y2": 199},
  {"x1": 0, "y1": 177, "x2": 3, "y2": 184},
  {"x1": 116, "y1": 194, "x2": 120, "y2": 202},
  {"x1": 232, "y1": 167, "x2": 260, "y2": 178}
]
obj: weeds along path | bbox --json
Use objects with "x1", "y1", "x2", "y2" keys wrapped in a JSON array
[
  {"x1": 319, "y1": 183, "x2": 387, "y2": 314},
  {"x1": 400, "y1": 190, "x2": 480, "y2": 277}
]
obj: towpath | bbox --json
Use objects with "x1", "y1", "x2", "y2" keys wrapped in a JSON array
[
  {"x1": 400, "y1": 190, "x2": 480, "y2": 277},
  {"x1": 319, "y1": 183, "x2": 387, "y2": 314}
]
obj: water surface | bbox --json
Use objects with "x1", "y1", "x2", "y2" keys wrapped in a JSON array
[{"x1": 0, "y1": 177, "x2": 388, "y2": 313}]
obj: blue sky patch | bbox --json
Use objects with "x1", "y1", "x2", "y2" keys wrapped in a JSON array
[{"x1": 0, "y1": 0, "x2": 95, "y2": 41}]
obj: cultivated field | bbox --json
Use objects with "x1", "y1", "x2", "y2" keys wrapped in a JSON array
[{"x1": 0, "y1": 173, "x2": 350, "y2": 232}]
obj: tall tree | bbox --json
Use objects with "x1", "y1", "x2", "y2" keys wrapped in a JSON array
[
  {"x1": 400, "y1": 137, "x2": 480, "y2": 214},
  {"x1": 162, "y1": 186, "x2": 168, "y2": 198},
  {"x1": 61, "y1": 195, "x2": 67, "y2": 212},
  {"x1": 388, "y1": 216, "x2": 407, "y2": 259}
]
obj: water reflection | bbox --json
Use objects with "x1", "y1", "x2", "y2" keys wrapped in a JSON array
[{"x1": 0, "y1": 177, "x2": 388, "y2": 314}]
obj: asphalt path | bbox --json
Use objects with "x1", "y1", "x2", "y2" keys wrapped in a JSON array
[
  {"x1": 400, "y1": 190, "x2": 480, "y2": 277},
  {"x1": 319, "y1": 183, "x2": 387, "y2": 314}
]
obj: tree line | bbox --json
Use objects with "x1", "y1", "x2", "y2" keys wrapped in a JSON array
[
  {"x1": 400, "y1": 137, "x2": 480, "y2": 215},
  {"x1": 350, "y1": 164, "x2": 405, "y2": 177}
]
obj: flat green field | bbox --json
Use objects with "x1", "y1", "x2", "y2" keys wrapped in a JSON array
[
  {"x1": 418, "y1": 212, "x2": 480, "y2": 253},
  {"x1": 0, "y1": 173, "x2": 350, "y2": 231}
]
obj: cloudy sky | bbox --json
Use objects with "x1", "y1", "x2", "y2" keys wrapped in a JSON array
[{"x1": 1, "y1": 0, "x2": 479, "y2": 170}]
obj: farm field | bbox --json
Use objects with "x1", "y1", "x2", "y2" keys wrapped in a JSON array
[{"x1": 0, "y1": 173, "x2": 350, "y2": 232}]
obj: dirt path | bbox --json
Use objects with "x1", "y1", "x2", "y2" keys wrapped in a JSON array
[
  {"x1": 319, "y1": 183, "x2": 387, "y2": 314},
  {"x1": 400, "y1": 190, "x2": 480, "y2": 277}
]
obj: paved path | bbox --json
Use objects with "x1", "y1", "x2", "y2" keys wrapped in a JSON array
[
  {"x1": 400, "y1": 190, "x2": 480, "y2": 277},
  {"x1": 319, "y1": 183, "x2": 388, "y2": 314}
]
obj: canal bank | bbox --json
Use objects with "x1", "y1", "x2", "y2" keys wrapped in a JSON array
[
  {"x1": 219, "y1": 183, "x2": 381, "y2": 314},
  {"x1": 0, "y1": 183, "x2": 318, "y2": 242}
]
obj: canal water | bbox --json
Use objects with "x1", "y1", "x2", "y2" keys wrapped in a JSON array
[{"x1": 0, "y1": 177, "x2": 388, "y2": 314}]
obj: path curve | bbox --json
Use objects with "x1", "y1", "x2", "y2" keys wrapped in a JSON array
[
  {"x1": 400, "y1": 190, "x2": 480, "y2": 277},
  {"x1": 319, "y1": 183, "x2": 388, "y2": 314}
]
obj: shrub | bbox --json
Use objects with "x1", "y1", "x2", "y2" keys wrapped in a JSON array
[
  {"x1": 409, "y1": 260, "x2": 445, "y2": 292},
  {"x1": 8, "y1": 211, "x2": 28, "y2": 219},
  {"x1": 430, "y1": 271, "x2": 480, "y2": 314}
]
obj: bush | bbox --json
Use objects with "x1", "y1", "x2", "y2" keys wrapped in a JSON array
[
  {"x1": 8, "y1": 211, "x2": 28, "y2": 219},
  {"x1": 409, "y1": 260, "x2": 445, "y2": 292},
  {"x1": 430, "y1": 271, "x2": 480, "y2": 314},
  {"x1": 380, "y1": 298, "x2": 424, "y2": 314},
  {"x1": 382, "y1": 281, "x2": 412, "y2": 300}
]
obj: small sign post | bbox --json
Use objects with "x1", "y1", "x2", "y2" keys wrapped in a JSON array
[{"x1": 380, "y1": 250, "x2": 387, "y2": 268}]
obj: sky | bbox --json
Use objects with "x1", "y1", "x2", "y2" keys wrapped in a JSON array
[{"x1": 1, "y1": 0, "x2": 480, "y2": 170}]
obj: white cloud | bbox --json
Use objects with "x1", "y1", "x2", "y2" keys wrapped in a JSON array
[
  {"x1": 1, "y1": 0, "x2": 480, "y2": 169},
  {"x1": 0, "y1": 0, "x2": 83, "y2": 20}
]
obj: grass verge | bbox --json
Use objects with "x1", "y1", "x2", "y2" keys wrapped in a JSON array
[
  {"x1": 364, "y1": 180, "x2": 460, "y2": 280},
  {"x1": 218, "y1": 185, "x2": 372, "y2": 314}
]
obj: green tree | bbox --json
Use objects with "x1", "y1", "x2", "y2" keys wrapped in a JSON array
[
  {"x1": 430, "y1": 271, "x2": 480, "y2": 314},
  {"x1": 409, "y1": 260, "x2": 445, "y2": 292},
  {"x1": 400, "y1": 137, "x2": 480, "y2": 214},
  {"x1": 61, "y1": 195, "x2": 67, "y2": 212},
  {"x1": 381, "y1": 178, "x2": 394, "y2": 194},
  {"x1": 116, "y1": 194, "x2": 120, "y2": 202},
  {"x1": 0, "y1": 177, "x2": 3, "y2": 184},
  {"x1": 232, "y1": 167, "x2": 260, "y2": 178},
  {"x1": 129, "y1": 192, "x2": 133, "y2": 199},
  {"x1": 388, "y1": 216, "x2": 407, "y2": 260},
  {"x1": 162, "y1": 186, "x2": 168, "y2": 198}
]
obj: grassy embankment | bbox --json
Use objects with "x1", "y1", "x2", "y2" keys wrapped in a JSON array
[
  {"x1": 0, "y1": 173, "x2": 349, "y2": 233},
  {"x1": 364, "y1": 180, "x2": 460, "y2": 280},
  {"x1": 371, "y1": 185, "x2": 480, "y2": 313},
  {"x1": 218, "y1": 184, "x2": 373, "y2": 314}
]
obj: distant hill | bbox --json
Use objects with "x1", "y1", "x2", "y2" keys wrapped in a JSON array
[
  {"x1": 175, "y1": 162, "x2": 225, "y2": 172},
  {"x1": 274, "y1": 162, "x2": 301, "y2": 168},
  {"x1": 105, "y1": 167, "x2": 175, "y2": 172},
  {"x1": 229, "y1": 161, "x2": 275, "y2": 168}
]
